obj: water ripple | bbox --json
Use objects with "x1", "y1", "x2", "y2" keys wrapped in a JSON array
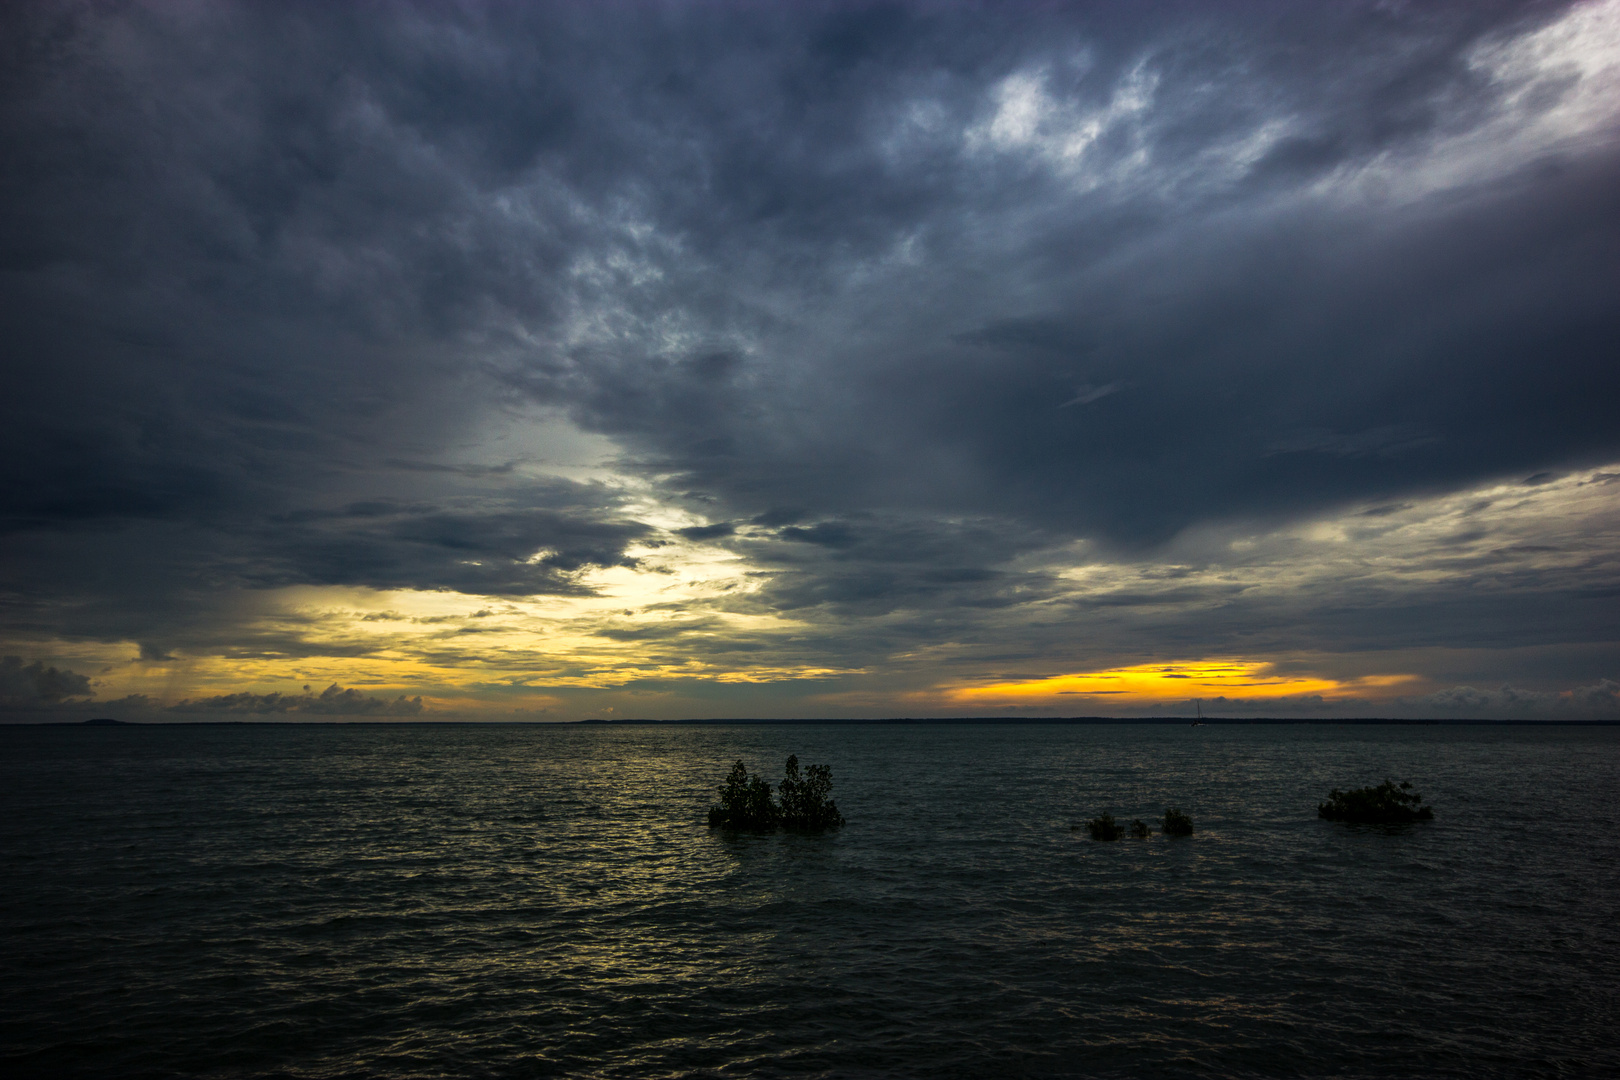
[{"x1": 1, "y1": 723, "x2": 1616, "y2": 1078}]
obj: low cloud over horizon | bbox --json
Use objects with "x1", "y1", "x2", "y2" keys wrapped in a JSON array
[{"x1": 3, "y1": 1, "x2": 1617, "y2": 721}]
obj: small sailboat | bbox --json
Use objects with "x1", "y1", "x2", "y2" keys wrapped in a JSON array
[{"x1": 1191, "y1": 699, "x2": 1205, "y2": 727}]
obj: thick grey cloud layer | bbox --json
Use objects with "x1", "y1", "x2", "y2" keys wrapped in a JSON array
[
  {"x1": 0, "y1": 655, "x2": 91, "y2": 705},
  {"x1": 1, "y1": 1, "x2": 1616, "y2": 708},
  {"x1": 169, "y1": 684, "x2": 424, "y2": 716},
  {"x1": 0, "y1": 661, "x2": 423, "y2": 717}
]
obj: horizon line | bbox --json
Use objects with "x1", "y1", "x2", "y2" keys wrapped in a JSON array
[{"x1": 6, "y1": 716, "x2": 1618, "y2": 727}]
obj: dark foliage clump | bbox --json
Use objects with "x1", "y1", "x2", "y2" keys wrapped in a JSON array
[
  {"x1": 1318, "y1": 778, "x2": 1434, "y2": 824},
  {"x1": 708, "y1": 755, "x2": 843, "y2": 832},
  {"x1": 1161, "y1": 807, "x2": 1194, "y2": 837},
  {"x1": 777, "y1": 754, "x2": 845, "y2": 831},
  {"x1": 1129, "y1": 818, "x2": 1151, "y2": 839},
  {"x1": 708, "y1": 760, "x2": 778, "y2": 829},
  {"x1": 1086, "y1": 812, "x2": 1123, "y2": 841}
]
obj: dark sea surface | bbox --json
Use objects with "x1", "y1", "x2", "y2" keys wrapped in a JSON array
[{"x1": 1, "y1": 722, "x2": 1616, "y2": 1079}]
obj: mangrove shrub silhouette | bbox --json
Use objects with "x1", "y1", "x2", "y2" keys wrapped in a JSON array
[
  {"x1": 708, "y1": 755, "x2": 844, "y2": 832},
  {"x1": 777, "y1": 754, "x2": 845, "y2": 831},
  {"x1": 1162, "y1": 807, "x2": 1194, "y2": 837},
  {"x1": 1318, "y1": 779, "x2": 1434, "y2": 824},
  {"x1": 708, "y1": 760, "x2": 778, "y2": 829},
  {"x1": 1086, "y1": 812, "x2": 1123, "y2": 841},
  {"x1": 1129, "y1": 818, "x2": 1151, "y2": 839}
]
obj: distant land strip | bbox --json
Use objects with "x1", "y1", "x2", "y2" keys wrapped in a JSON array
[{"x1": 5, "y1": 716, "x2": 1616, "y2": 727}]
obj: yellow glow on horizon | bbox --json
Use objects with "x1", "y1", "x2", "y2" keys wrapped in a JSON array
[
  {"x1": 40, "y1": 463, "x2": 1619, "y2": 719},
  {"x1": 949, "y1": 660, "x2": 1417, "y2": 705},
  {"x1": 65, "y1": 526, "x2": 867, "y2": 711}
]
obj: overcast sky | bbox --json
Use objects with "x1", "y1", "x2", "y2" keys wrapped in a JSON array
[{"x1": 2, "y1": 0, "x2": 1617, "y2": 721}]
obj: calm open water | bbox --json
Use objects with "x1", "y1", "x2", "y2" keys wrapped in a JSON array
[{"x1": 1, "y1": 722, "x2": 1616, "y2": 1078}]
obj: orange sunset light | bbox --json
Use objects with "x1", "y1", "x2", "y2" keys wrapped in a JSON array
[{"x1": 950, "y1": 660, "x2": 1416, "y2": 705}]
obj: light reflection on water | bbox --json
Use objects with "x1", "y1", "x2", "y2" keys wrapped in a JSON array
[{"x1": 1, "y1": 722, "x2": 1616, "y2": 1078}]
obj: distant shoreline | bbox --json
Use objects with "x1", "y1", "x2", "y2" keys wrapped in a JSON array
[{"x1": 3, "y1": 716, "x2": 1617, "y2": 727}]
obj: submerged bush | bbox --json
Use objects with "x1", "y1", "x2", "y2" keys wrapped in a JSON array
[
  {"x1": 1161, "y1": 807, "x2": 1194, "y2": 837},
  {"x1": 1086, "y1": 812, "x2": 1123, "y2": 841},
  {"x1": 1318, "y1": 778, "x2": 1434, "y2": 824},
  {"x1": 777, "y1": 754, "x2": 845, "y2": 832},
  {"x1": 1129, "y1": 818, "x2": 1151, "y2": 840},
  {"x1": 707, "y1": 755, "x2": 844, "y2": 832},
  {"x1": 708, "y1": 760, "x2": 779, "y2": 829}
]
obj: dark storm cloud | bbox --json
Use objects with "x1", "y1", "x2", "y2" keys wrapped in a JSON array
[
  {"x1": 614, "y1": 149, "x2": 1617, "y2": 547},
  {"x1": 257, "y1": 492, "x2": 652, "y2": 594},
  {"x1": 0, "y1": 477, "x2": 650, "y2": 661},
  {"x1": 1404, "y1": 679, "x2": 1620, "y2": 718},
  {"x1": 1, "y1": 0, "x2": 1616, "y2": 683},
  {"x1": 169, "y1": 684, "x2": 424, "y2": 716},
  {"x1": 738, "y1": 513, "x2": 1038, "y2": 616},
  {"x1": 0, "y1": 654, "x2": 424, "y2": 715},
  {"x1": 0, "y1": 655, "x2": 92, "y2": 704},
  {"x1": 676, "y1": 522, "x2": 736, "y2": 541},
  {"x1": 468, "y1": 0, "x2": 1615, "y2": 550}
]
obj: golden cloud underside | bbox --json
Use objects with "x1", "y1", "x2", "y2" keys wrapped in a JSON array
[
  {"x1": 950, "y1": 661, "x2": 1416, "y2": 704},
  {"x1": 22, "y1": 465, "x2": 1620, "y2": 719}
]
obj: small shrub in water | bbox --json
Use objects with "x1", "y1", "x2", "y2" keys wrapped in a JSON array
[
  {"x1": 1086, "y1": 812, "x2": 1123, "y2": 841},
  {"x1": 1161, "y1": 807, "x2": 1194, "y2": 837},
  {"x1": 708, "y1": 755, "x2": 844, "y2": 832},
  {"x1": 708, "y1": 760, "x2": 779, "y2": 830},
  {"x1": 1318, "y1": 778, "x2": 1434, "y2": 824},
  {"x1": 1129, "y1": 818, "x2": 1151, "y2": 839},
  {"x1": 776, "y1": 754, "x2": 845, "y2": 832}
]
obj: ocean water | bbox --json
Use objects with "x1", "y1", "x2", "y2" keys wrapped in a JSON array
[{"x1": 1, "y1": 722, "x2": 1616, "y2": 1079}]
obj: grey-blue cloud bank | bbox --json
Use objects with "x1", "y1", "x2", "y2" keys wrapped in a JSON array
[{"x1": 1, "y1": 1, "x2": 1616, "y2": 717}]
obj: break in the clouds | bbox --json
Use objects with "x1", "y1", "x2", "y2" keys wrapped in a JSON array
[{"x1": 1, "y1": 1, "x2": 1616, "y2": 720}]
